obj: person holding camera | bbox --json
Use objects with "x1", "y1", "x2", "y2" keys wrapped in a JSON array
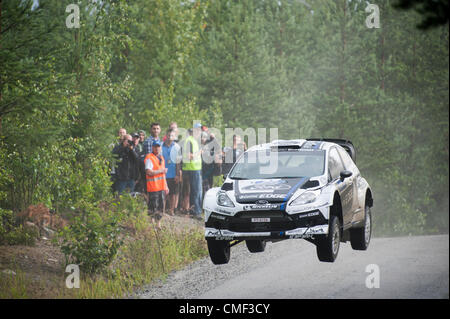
[{"x1": 112, "y1": 134, "x2": 140, "y2": 195}]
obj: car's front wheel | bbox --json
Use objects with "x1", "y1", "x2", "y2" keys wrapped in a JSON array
[
  {"x1": 246, "y1": 240, "x2": 266, "y2": 253},
  {"x1": 350, "y1": 205, "x2": 372, "y2": 250},
  {"x1": 207, "y1": 239, "x2": 231, "y2": 264},
  {"x1": 316, "y1": 215, "x2": 340, "y2": 262}
]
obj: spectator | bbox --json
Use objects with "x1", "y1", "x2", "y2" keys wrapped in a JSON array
[
  {"x1": 169, "y1": 121, "x2": 179, "y2": 137},
  {"x1": 162, "y1": 128, "x2": 182, "y2": 215},
  {"x1": 181, "y1": 124, "x2": 203, "y2": 220},
  {"x1": 162, "y1": 122, "x2": 179, "y2": 143},
  {"x1": 209, "y1": 133, "x2": 223, "y2": 178},
  {"x1": 143, "y1": 122, "x2": 162, "y2": 157},
  {"x1": 111, "y1": 127, "x2": 127, "y2": 148},
  {"x1": 112, "y1": 134, "x2": 140, "y2": 195},
  {"x1": 110, "y1": 128, "x2": 128, "y2": 192},
  {"x1": 138, "y1": 130, "x2": 146, "y2": 152},
  {"x1": 137, "y1": 130, "x2": 147, "y2": 194},
  {"x1": 222, "y1": 134, "x2": 246, "y2": 175},
  {"x1": 133, "y1": 132, "x2": 144, "y2": 155},
  {"x1": 144, "y1": 141, "x2": 169, "y2": 229},
  {"x1": 132, "y1": 133, "x2": 146, "y2": 193},
  {"x1": 118, "y1": 128, "x2": 127, "y2": 141}
]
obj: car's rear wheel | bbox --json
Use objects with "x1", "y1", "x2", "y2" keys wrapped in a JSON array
[
  {"x1": 246, "y1": 240, "x2": 266, "y2": 253},
  {"x1": 316, "y1": 215, "x2": 340, "y2": 262},
  {"x1": 350, "y1": 205, "x2": 372, "y2": 250},
  {"x1": 207, "y1": 239, "x2": 231, "y2": 264}
]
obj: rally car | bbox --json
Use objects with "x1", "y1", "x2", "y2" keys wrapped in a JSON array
[{"x1": 203, "y1": 138, "x2": 373, "y2": 264}]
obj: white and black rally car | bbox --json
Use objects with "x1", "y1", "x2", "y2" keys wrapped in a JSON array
[{"x1": 203, "y1": 139, "x2": 373, "y2": 264}]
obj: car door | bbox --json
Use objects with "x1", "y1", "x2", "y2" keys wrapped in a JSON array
[
  {"x1": 337, "y1": 146, "x2": 359, "y2": 214},
  {"x1": 328, "y1": 147, "x2": 353, "y2": 228}
]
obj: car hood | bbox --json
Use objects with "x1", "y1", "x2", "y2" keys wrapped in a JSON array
[{"x1": 232, "y1": 177, "x2": 313, "y2": 204}]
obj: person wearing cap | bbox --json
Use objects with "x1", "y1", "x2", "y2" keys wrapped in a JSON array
[
  {"x1": 181, "y1": 124, "x2": 203, "y2": 220},
  {"x1": 132, "y1": 133, "x2": 143, "y2": 154},
  {"x1": 145, "y1": 140, "x2": 169, "y2": 228}
]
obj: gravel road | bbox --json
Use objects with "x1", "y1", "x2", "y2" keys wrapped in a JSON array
[{"x1": 135, "y1": 234, "x2": 449, "y2": 299}]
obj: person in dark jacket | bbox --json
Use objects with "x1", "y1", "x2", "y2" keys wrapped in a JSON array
[
  {"x1": 112, "y1": 134, "x2": 140, "y2": 194},
  {"x1": 132, "y1": 132, "x2": 147, "y2": 194}
]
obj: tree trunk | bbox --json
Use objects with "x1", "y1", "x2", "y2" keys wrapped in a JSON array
[
  {"x1": 0, "y1": 0, "x2": 3, "y2": 135},
  {"x1": 380, "y1": 25, "x2": 385, "y2": 90},
  {"x1": 340, "y1": 0, "x2": 347, "y2": 104}
]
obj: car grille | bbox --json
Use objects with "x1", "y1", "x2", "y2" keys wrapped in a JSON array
[{"x1": 206, "y1": 210, "x2": 327, "y2": 232}]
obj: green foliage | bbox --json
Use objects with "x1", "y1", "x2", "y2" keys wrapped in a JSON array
[
  {"x1": 0, "y1": 0, "x2": 448, "y2": 241},
  {"x1": 112, "y1": 193, "x2": 148, "y2": 218},
  {"x1": 0, "y1": 137, "x2": 113, "y2": 213},
  {"x1": 110, "y1": 0, "x2": 208, "y2": 130},
  {"x1": 70, "y1": 221, "x2": 207, "y2": 298},
  {"x1": 0, "y1": 208, "x2": 37, "y2": 246},
  {"x1": 141, "y1": 84, "x2": 208, "y2": 133},
  {"x1": 58, "y1": 207, "x2": 124, "y2": 273}
]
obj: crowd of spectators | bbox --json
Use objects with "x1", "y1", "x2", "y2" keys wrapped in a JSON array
[{"x1": 110, "y1": 122, "x2": 246, "y2": 228}]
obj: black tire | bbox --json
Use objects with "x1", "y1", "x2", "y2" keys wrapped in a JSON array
[
  {"x1": 350, "y1": 205, "x2": 372, "y2": 250},
  {"x1": 316, "y1": 215, "x2": 340, "y2": 262},
  {"x1": 207, "y1": 239, "x2": 231, "y2": 264},
  {"x1": 245, "y1": 240, "x2": 266, "y2": 253}
]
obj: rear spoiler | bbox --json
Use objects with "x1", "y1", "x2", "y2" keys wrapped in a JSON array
[{"x1": 307, "y1": 138, "x2": 356, "y2": 163}]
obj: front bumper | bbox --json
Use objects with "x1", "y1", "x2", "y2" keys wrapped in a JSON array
[
  {"x1": 205, "y1": 208, "x2": 329, "y2": 238},
  {"x1": 205, "y1": 224, "x2": 328, "y2": 240}
]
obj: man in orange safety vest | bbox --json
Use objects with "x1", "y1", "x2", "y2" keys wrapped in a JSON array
[{"x1": 144, "y1": 140, "x2": 169, "y2": 228}]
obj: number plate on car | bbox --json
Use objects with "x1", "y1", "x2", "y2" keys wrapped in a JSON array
[{"x1": 251, "y1": 218, "x2": 270, "y2": 223}]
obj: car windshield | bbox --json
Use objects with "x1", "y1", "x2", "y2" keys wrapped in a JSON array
[{"x1": 228, "y1": 150, "x2": 325, "y2": 179}]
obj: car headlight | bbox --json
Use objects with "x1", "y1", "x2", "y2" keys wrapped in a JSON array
[
  {"x1": 290, "y1": 191, "x2": 320, "y2": 206},
  {"x1": 217, "y1": 191, "x2": 235, "y2": 207}
]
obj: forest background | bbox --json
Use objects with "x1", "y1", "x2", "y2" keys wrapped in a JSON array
[{"x1": 1, "y1": 0, "x2": 448, "y2": 238}]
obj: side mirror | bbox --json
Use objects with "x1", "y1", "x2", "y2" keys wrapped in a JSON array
[{"x1": 340, "y1": 170, "x2": 352, "y2": 181}]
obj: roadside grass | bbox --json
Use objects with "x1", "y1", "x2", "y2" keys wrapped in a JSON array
[
  {"x1": 71, "y1": 215, "x2": 208, "y2": 298},
  {"x1": 0, "y1": 268, "x2": 29, "y2": 298},
  {"x1": 0, "y1": 204, "x2": 207, "y2": 299}
]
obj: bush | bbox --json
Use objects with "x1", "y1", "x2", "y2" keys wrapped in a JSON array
[
  {"x1": 58, "y1": 208, "x2": 124, "y2": 273},
  {"x1": 112, "y1": 193, "x2": 148, "y2": 218},
  {"x1": 0, "y1": 208, "x2": 37, "y2": 246},
  {"x1": 36, "y1": 137, "x2": 114, "y2": 212},
  {"x1": 0, "y1": 137, "x2": 113, "y2": 214}
]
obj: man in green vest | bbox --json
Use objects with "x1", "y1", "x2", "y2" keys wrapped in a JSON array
[{"x1": 181, "y1": 125, "x2": 203, "y2": 220}]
